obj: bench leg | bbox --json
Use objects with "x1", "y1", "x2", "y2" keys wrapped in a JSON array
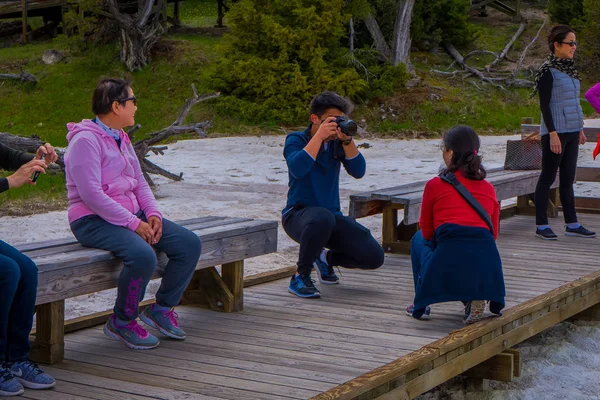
[
  {"x1": 382, "y1": 206, "x2": 398, "y2": 252},
  {"x1": 181, "y1": 264, "x2": 244, "y2": 313},
  {"x1": 29, "y1": 300, "x2": 65, "y2": 365},
  {"x1": 516, "y1": 189, "x2": 559, "y2": 218},
  {"x1": 222, "y1": 261, "x2": 244, "y2": 312}
]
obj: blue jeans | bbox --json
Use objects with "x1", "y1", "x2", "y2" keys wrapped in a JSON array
[
  {"x1": 0, "y1": 240, "x2": 38, "y2": 362},
  {"x1": 70, "y1": 212, "x2": 202, "y2": 321}
]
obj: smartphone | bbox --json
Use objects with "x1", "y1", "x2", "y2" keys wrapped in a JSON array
[{"x1": 31, "y1": 153, "x2": 45, "y2": 183}]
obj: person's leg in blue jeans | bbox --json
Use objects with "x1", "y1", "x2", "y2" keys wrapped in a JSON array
[
  {"x1": 409, "y1": 231, "x2": 433, "y2": 319},
  {"x1": 0, "y1": 240, "x2": 37, "y2": 363},
  {"x1": 0, "y1": 240, "x2": 55, "y2": 393},
  {"x1": 71, "y1": 214, "x2": 201, "y2": 347},
  {"x1": 151, "y1": 218, "x2": 202, "y2": 309},
  {"x1": 139, "y1": 218, "x2": 201, "y2": 339}
]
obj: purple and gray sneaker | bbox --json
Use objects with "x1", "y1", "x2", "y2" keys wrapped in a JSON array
[
  {"x1": 0, "y1": 365, "x2": 24, "y2": 396},
  {"x1": 103, "y1": 315, "x2": 160, "y2": 350},
  {"x1": 140, "y1": 305, "x2": 186, "y2": 340},
  {"x1": 7, "y1": 360, "x2": 55, "y2": 390}
]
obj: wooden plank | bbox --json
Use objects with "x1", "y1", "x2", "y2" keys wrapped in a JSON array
[
  {"x1": 522, "y1": 123, "x2": 600, "y2": 142},
  {"x1": 15, "y1": 216, "x2": 225, "y2": 253},
  {"x1": 309, "y1": 347, "x2": 439, "y2": 400},
  {"x1": 43, "y1": 366, "x2": 208, "y2": 400},
  {"x1": 30, "y1": 300, "x2": 64, "y2": 364},
  {"x1": 244, "y1": 265, "x2": 296, "y2": 287},
  {"x1": 349, "y1": 199, "x2": 384, "y2": 218},
  {"x1": 54, "y1": 359, "x2": 310, "y2": 400},
  {"x1": 576, "y1": 166, "x2": 600, "y2": 182},
  {"x1": 462, "y1": 352, "x2": 514, "y2": 382},
  {"x1": 60, "y1": 267, "x2": 296, "y2": 335}
]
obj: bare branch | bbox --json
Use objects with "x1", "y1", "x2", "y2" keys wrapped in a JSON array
[
  {"x1": 363, "y1": 13, "x2": 391, "y2": 61},
  {"x1": 488, "y1": 21, "x2": 527, "y2": 71},
  {"x1": 513, "y1": 18, "x2": 547, "y2": 76},
  {"x1": 0, "y1": 71, "x2": 37, "y2": 85},
  {"x1": 137, "y1": 0, "x2": 155, "y2": 27},
  {"x1": 131, "y1": 86, "x2": 220, "y2": 184}
]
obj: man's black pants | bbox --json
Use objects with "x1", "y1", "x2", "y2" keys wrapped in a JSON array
[{"x1": 282, "y1": 206, "x2": 385, "y2": 275}]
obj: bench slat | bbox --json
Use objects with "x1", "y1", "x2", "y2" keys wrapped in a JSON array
[
  {"x1": 16, "y1": 216, "x2": 228, "y2": 253},
  {"x1": 31, "y1": 219, "x2": 278, "y2": 273}
]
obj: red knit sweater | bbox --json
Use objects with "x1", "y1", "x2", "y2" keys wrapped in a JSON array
[{"x1": 420, "y1": 174, "x2": 499, "y2": 240}]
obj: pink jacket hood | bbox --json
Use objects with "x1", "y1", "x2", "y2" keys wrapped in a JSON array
[{"x1": 64, "y1": 119, "x2": 162, "y2": 231}]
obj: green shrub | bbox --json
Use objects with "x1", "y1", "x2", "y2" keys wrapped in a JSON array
[
  {"x1": 547, "y1": 0, "x2": 584, "y2": 25},
  {"x1": 212, "y1": 0, "x2": 410, "y2": 124},
  {"x1": 573, "y1": 0, "x2": 599, "y2": 79}
]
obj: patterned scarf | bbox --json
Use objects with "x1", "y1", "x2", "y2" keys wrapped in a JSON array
[{"x1": 531, "y1": 54, "x2": 581, "y2": 97}]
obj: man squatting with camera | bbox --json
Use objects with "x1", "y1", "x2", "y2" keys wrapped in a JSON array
[{"x1": 282, "y1": 91, "x2": 385, "y2": 298}]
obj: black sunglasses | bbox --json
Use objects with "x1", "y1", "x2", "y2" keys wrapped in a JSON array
[
  {"x1": 118, "y1": 96, "x2": 137, "y2": 106},
  {"x1": 561, "y1": 41, "x2": 578, "y2": 47}
]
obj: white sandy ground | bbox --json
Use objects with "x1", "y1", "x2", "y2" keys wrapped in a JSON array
[{"x1": 2, "y1": 133, "x2": 600, "y2": 398}]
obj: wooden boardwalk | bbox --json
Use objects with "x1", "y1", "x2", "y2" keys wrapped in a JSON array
[{"x1": 25, "y1": 213, "x2": 600, "y2": 400}]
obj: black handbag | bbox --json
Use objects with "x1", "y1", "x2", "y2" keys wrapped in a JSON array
[
  {"x1": 504, "y1": 132, "x2": 542, "y2": 170},
  {"x1": 439, "y1": 172, "x2": 494, "y2": 234}
]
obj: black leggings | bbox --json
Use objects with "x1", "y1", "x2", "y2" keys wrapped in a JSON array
[
  {"x1": 282, "y1": 206, "x2": 385, "y2": 275},
  {"x1": 534, "y1": 131, "x2": 579, "y2": 226}
]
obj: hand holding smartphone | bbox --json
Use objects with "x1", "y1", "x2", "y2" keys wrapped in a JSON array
[{"x1": 31, "y1": 153, "x2": 45, "y2": 183}]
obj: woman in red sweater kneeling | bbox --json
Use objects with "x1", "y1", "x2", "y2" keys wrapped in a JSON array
[{"x1": 407, "y1": 126, "x2": 505, "y2": 324}]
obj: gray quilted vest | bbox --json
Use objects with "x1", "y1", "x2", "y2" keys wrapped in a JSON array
[{"x1": 540, "y1": 68, "x2": 584, "y2": 136}]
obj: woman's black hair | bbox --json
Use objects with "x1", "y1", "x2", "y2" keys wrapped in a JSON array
[
  {"x1": 92, "y1": 78, "x2": 132, "y2": 115},
  {"x1": 548, "y1": 24, "x2": 575, "y2": 54},
  {"x1": 440, "y1": 125, "x2": 486, "y2": 181}
]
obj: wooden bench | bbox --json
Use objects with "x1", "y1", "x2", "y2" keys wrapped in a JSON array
[
  {"x1": 19, "y1": 216, "x2": 278, "y2": 365},
  {"x1": 349, "y1": 169, "x2": 559, "y2": 253}
]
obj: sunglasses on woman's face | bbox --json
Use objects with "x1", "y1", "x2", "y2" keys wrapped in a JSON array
[
  {"x1": 561, "y1": 41, "x2": 578, "y2": 47},
  {"x1": 118, "y1": 96, "x2": 137, "y2": 106}
]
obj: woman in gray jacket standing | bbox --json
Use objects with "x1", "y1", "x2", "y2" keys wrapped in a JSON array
[{"x1": 532, "y1": 25, "x2": 595, "y2": 240}]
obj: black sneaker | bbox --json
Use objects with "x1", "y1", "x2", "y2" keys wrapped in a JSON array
[
  {"x1": 288, "y1": 274, "x2": 321, "y2": 298},
  {"x1": 536, "y1": 227, "x2": 558, "y2": 240},
  {"x1": 565, "y1": 225, "x2": 596, "y2": 238},
  {"x1": 313, "y1": 254, "x2": 340, "y2": 285}
]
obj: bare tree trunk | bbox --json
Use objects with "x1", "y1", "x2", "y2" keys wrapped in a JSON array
[
  {"x1": 390, "y1": 0, "x2": 415, "y2": 71},
  {"x1": 0, "y1": 133, "x2": 64, "y2": 167},
  {"x1": 349, "y1": 17, "x2": 355, "y2": 54},
  {"x1": 364, "y1": 13, "x2": 391, "y2": 62},
  {"x1": 107, "y1": 0, "x2": 166, "y2": 71}
]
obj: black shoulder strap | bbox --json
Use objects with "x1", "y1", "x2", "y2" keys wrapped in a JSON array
[{"x1": 439, "y1": 172, "x2": 494, "y2": 234}]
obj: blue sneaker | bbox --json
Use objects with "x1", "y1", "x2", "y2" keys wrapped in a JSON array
[
  {"x1": 140, "y1": 305, "x2": 186, "y2": 340},
  {"x1": 288, "y1": 273, "x2": 321, "y2": 298},
  {"x1": 0, "y1": 365, "x2": 24, "y2": 396},
  {"x1": 313, "y1": 253, "x2": 339, "y2": 285},
  {"x1": 7, "y1": 360, "x2": 54, "y2": 390},
  {"x1": 103, "y1": 314, "x2": 160, "y2": 350},
  {"x1": 406, "y1": 304, "x2": 431, "y2": 320}
]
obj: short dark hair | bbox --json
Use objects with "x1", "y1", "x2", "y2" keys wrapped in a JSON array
[
  {"x1": 92, "y1": 78, "x2": 132, "y2": 115},
  {"x1": 309, "y1": 91, "x2": 353, "y2": 117},
  {"x1": 548, "y1": 25, "x2": 575, "y2": 54},
  {"x1": 441, "y1": 125, "x2": 486, "y2": 181}
]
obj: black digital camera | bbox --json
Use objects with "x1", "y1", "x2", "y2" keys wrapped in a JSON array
[{"x1": 333, "y1": 116, "x2": 358, "y2": 136}]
